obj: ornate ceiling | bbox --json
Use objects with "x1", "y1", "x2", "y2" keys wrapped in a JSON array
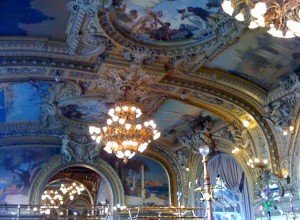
[{"x1": 0, "y1": 0, "x2": 299, "y2": 196}]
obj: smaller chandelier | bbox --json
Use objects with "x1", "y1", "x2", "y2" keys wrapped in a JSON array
[
  {"x1": 89, "y1": 101, "x2": 160, "y2": 163},
  {"x1": 221, "y1": 0, "x2": 300, "y2": 38}
]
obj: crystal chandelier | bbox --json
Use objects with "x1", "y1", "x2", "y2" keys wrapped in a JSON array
[
  {"x1": 89, "y1": 101, "x2": 160, "y2": 163},
  {"x1": 221, "y1": 0, "x2": 300, "y2": 38}
]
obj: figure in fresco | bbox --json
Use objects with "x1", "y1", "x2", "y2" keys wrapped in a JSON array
[
  {"x1": 131, "y1": 10, "x2": 164, "y2": 35},
  {"x1": 178, "y1": 8, "x2": 208, "y2": 36},
  {"x1": 114, "y1": 4, "x2": 138, "y2": 25}
]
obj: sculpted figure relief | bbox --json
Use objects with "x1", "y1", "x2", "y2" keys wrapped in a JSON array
[{"x1": 60, "y1": 134, "x2": 101, "y2": 163}]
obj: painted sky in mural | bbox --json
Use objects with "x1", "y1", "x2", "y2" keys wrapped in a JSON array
[
  {"x1": 59, "y1": 99, "x2": 112, "y2": 124},
  {"x1": 207, "y1": 30, "x2": 300, "y2": 89},
  {"x1": 0, "y1": 0, "x2": 69, "y2": 40},
  {"x1": 0, "y1": 82, "x2": 51, "y2": 123},
  {"x1": 111, "y1": 0, "x2": 221, "y2": 45},
  {"x1": 0, "y1": 147, "x2": 60, "y2": 204},
  {"x1": 153, "y1": 99, "x2": 221, "y2": 141}
]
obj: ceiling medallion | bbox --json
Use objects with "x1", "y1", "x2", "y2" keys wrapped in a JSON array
[
  {"x1": 89, "y1": 89, "x2": 161, "y2": 163},
  {"x1": 221, "y1": 0, "x2": 300, "y2": 38}
]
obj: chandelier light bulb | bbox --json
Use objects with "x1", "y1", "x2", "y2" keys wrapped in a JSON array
[
  {"x1": 251, "y1": 2, "x2": 267, "y2": 18},
  {"x1": 222, "y1": 0, "x2": 234, "y2": 16},
  {"x1": 136, "y1": 124, "x2": 142, "y2": 130},
  {"x1": 116, "y1": 151, "x2": 124, "y2": 158},
  {"x1": 144, "y1": 121, "x2": 149, "y2": 127},
  {"x1": 116, "y1": 107, "x2": 121, "y2": 112},
  {"x1": 96, "y1": 136, "x2": 102, "y2": 143},
  {"x1": 263, "y1": 159, "x2": 268, "y2": 164},
  {"x1": 153, "y1": 132, "x2": 161, "y2": 140},
  {"x1": 91, "y1": 135, "x2": 96, "y2": 140},
  {"x1": 125, "y1": 123, "x2": 131, "y2": 130},
  {"x1": 124, "y1": 150, "x2": 131, "y2": 157},
  {"x1": 107, "y1": 119, "x2": 113, "y2": 125},
  {"x1": 103, "y1": 127, "x2": 107, "y2": 132},
  {"x1": 248, "y1": 20, "x2": 259, "y2": 29},
  {"x1": 286, "y1": 20, "x2": 300, "y2": 34},
  {"x1": 131, "y1": 106, "x2": 137, "y2": 111},
  {"x1": 235, "y1": 13, "x2": 245, "y2": 21},
  {"x1": 119, "y1": 118, "x2": 125, "y2": 124},
  {"x1": 254, "y1": 158, "x2": 260, "y2": 163},
  {"x1": 122, "y1": 106, "x2": 128, "y2": 111},
  {"x1": 289, "y1": 126, "x2": 294, "y2": 132}
]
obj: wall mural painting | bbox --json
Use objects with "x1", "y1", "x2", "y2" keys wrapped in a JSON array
[
  {"x1": 0, "y1": 0, "x2": 69, "y2": 40},
  {"x1": 59, "y1": 99, "x2": 112, "y2": 124},
  {"x1": 103, "y1": 154, "x2": 170, "y2": 206},
  {"x1": 0, "y1": 147, "x2": 60, "y2": 204},
  {"x1": 207, "y1": 31, "x2": 300, "y2": 88},
  {"x1": 0, "y1": 82, "x2": 51, "y2": 123},
  {"x1": 110, "y1": 0, "x2": 222, "y2": 45},
  {"x1": 153, "y1": 99, "x2": 221, "y2": 142}
]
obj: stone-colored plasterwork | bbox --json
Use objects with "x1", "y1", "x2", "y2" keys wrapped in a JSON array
[
  {"x1": 60, "y1": 133, "x2": 101, "y2": 163},
  {"x1": 265, "y1": 72, "x2": 300, "y2": 133}
]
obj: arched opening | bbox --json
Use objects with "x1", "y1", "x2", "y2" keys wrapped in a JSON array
[
  {"x1": 29, "y1": 156, "x2": 125, "y2": 210},
  {"x1": 39, "y1": 166, "x2": 113, "y2": 217},
  {"x1": 195, "y1": 153, "x2": 253, "y2": 220}
]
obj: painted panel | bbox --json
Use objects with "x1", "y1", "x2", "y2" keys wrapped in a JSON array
[
  {"x1": 153, "y1": 99, "x2": 221, "y2": 142},
  {"x1": 0, "y1": 82, "x2": 51, "y2": 123},
  {"x1": 207, "y1": 30, "x2": 300, "y2": 89},
  {"x1": 0, "y1": 147, "x2": 60, "y2": 204},
  {"x1": 104, "y1": 154, "x2": 170, "y2": 206},
  {"x1": 59, "y1": 99, "x2": 112, "y2": 124},
  {"x1": 110, "y1": 0, "x2": 222, "y2": 46},
  {"x1": 0, "y1": 0, "x2": 69, "y2": 40}
]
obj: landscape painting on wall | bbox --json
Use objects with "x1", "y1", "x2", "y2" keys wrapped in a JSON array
[
  {"x1": 110, "y1": 0, "x2": 222, "y2": 45},
  {"x1": 0, "y1": 82, "x2": 51, "y2": 123},
  {"x1": 104, "y1": 154, "x2": 170, "y2": 206},
  {"x1": 0, "y1": 147, "x2": 60, "y2": 204},
  {"x1": 0, "y1": 0, "x2": 70, "y2": 40}
]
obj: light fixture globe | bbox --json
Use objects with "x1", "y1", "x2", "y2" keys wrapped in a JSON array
[
  {"x1": 199, "y1": 145, "x2": 210, "y2": 157},
  {"x1": 89, "y1": 101, "x2": 160, "y2": 163}
]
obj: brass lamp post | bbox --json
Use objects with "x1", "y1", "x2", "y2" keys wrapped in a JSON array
[{"x1": 199, "y1": 144, "x2": 214, "y2": 220}]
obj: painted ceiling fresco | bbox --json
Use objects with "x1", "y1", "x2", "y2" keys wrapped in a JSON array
[
  {"x1": 0, "y1": 0, "x2": 70, "y2": 40},
  {"x1": 153, "y1": 99, "x2": 222, "y2": 142},
  {"x1": 0, "y1": 82, "x2": 51, "y2": 123},
  {"x1": 110, "y1": 0, "x2": 222, "y2": 46},
  {"x1": 207, "y1": 30, "x2": 300, "y2": 90},
  {"x1": 59, "y1": 99, "x2": 113, "y2": 124}
]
